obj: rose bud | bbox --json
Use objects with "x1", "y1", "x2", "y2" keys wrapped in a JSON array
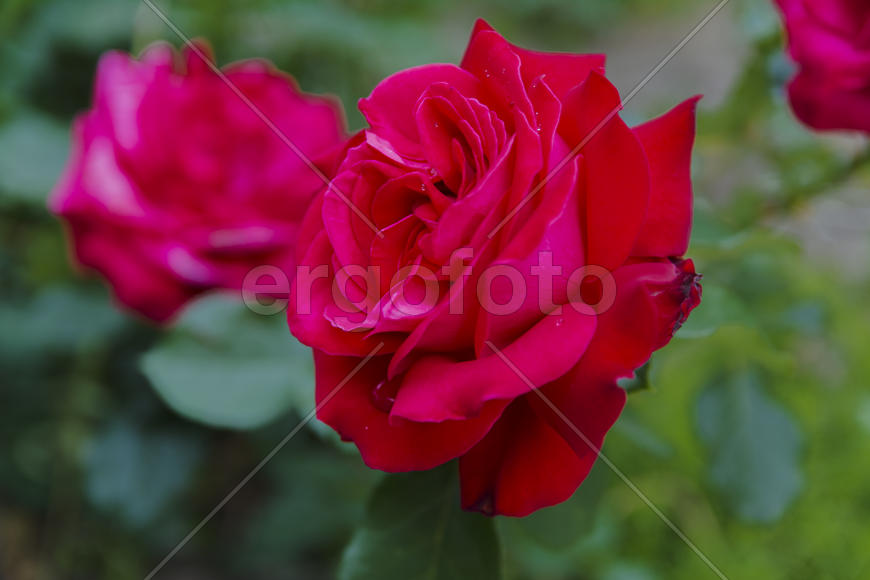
[
  {"x1": 50, "y1": 43, "x2": 348, "y2": 322},
  {"x1": 289, "y1": 20, "x2": 701, "y2": 516},
  {"x1": 775, "y1": 0, "x2": 870, "y2": 132}
]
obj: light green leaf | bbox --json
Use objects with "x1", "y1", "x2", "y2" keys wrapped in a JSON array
[
  {"x1": 140, "y1": 293, "x2": 313, "y2": 430},
  {"x1": 339, "y1": 465, "x2": 501, "y2": 580},
  {"x1": 0, "y1": 112, "x2": 69, "y2": 205},
  {"x1": 696, "y1": 371, "x2": 803, "y2": 523}
]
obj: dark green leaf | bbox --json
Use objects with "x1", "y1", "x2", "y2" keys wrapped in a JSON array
[
  {"x1": 0, "y1": 286, "x2": 125, "y2": 360},
  {"x1": 82, "y1": 421, "x2": 202, "y2": 528},
  {"x1": 618, "y1": 361, "x2": 654, "y2": 393},
  {"x1": 501, "y1": 461, "x2": 610, "y2": 552},
  {"x1": 339, "y1": 465, "x2": 501, "y2": 580}
]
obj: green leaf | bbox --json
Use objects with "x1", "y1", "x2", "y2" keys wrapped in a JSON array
[
  {"x1": 0, "y1": 286, "x2": 125, "y2": 361},
  {"x1": 339, "y1": 465, "x2": 501, "y2": 580},
  {"x1": 618, "y1": 361, "x2": 654, "y2": 393},
  {"x1": 0, "y1": 112, "x2": 69, "y2": 205},
  {"x1": 32, "y1": 0, "x2": 138, "y2": 49},
  {"x1": 140, "y1": 293, "x2": 313, "y2": 430},
  {"x1": 82, "y1": 420, "x2": 202, "y2": 528},
  {"x1": 696, "y1": 371, "x2": 803, "y2": 523},
  {"x1": 240, "y1": 445, "x2": 378, "y2": 569},
  {"x1": 501, "y1": 461, "x2": 610, "y2": 552}
]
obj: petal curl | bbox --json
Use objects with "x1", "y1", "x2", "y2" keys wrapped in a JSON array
[
  {"x1": 359, "y1": 64, "x2": 483, "y2": 161},
  {"x1": 315, "y1": 351, "x2": 506, "y2": 471},
  {"x1": 391, "y1": 304, "x2": 596, "y2": 422}
]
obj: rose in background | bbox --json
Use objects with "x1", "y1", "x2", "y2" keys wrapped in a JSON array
[
  {"x1": 775, "y1": 0, "x2": 870, "y2": 132},
  {"x1": 290, "y1": 20, "x2": 701, "y2": 516},
  {"x1": 50, "y1": 43, "x2": 348, "y2": 322}
]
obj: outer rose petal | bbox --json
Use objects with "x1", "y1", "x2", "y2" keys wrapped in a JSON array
[
  {"x1": 314, "y1": 351, "x2": 507, "y2": 471},
  {"x1": 788, "y1": 73, "x2": 870, "y2": 133},
  {"x1": 458, "y1": 397, "x2": 602, "y2": 517},
  {"x1": 66, "y1": 222, "x2": 196, "y2": 322},
  {"x1": 391, "y1": 304, "x2": 596, "y2": 422},
  {"x1": 459, "y1": 367, "x2": 625, "y2": 517},
  {"x1": 572, "y1": 258, "x2": 701, "y2": 383},
  {"x1": 561, "y1": 72, "x2": 650, "y2": 271},
  {"x1": 458, "y1": 259, "x2": 699, "y2": 517},
  {"x1": 52, "y1": 117, "x2": 193, "y2": 322},
  {"x1": 631, "y1": 96, "x2": 700, "y2": 258},
  {"x1": 774, "y1": 0, "x2": 870, "y2": 131}
]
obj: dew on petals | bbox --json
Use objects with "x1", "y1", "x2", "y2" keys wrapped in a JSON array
[{"x1": 370, "y1": 378, "x2": 400, "y2": 413}]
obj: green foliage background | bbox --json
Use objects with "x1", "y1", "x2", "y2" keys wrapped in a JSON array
[{"x1": 2, "y1": 0, "x2": 870, "y2": 579}]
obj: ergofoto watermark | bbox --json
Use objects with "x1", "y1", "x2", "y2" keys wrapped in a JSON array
[{"x1": 241, "y1": 247, "x2": 617, "y2": 321}]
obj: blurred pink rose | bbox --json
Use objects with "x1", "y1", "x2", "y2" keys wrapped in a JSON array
[
  {"x1": 50, "y1": 43, "x2": 347, "y2": 322},
  {"x1": 776, "y1": 0, "x2": 870, "y2": 131}
]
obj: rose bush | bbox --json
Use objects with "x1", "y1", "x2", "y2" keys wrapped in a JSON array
[
  {"x1": 50, "y1": 43, "x2": 347, "y2": 322},
  {"x1": 289, "y1": 20, "x2": 702, "y2": 516},
  {"x1": 775, "y1": 0, "x2": 870, "y2": 132}
]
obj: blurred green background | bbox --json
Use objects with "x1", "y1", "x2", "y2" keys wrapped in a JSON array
[{"x1": 2, "y1": 0, "x2": 870, "y2": 579}]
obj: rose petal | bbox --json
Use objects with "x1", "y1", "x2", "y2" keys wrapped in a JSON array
[
  {"x1": 465, "y1": 19, "x2": 606, "y2": 99},
  {"x1": 289, "y1": 230, "x2": 399, "y2": 356},
  {"x1": 788, "y1": 72, "x2": 870, "y2": 133},
  {"x1": 631, "y1": 96, "x2": 700, "y2": 258},
  {"x1": 458, "y1": 397, "x2": 596, "y2": 517},
  {"x1": 65, "y1": 221, "x2": 195, "y2": 322},
  {"x1": 460, "y1": 25, "x2": 536, "y2": 122},
  {"x1": 391, "y1": 304, "x2": 596, "y2": 422},
  {"x1": 314, "y1": 351, "x2": 507, "y2": 471},
  {"x1": 359, "y1": 64, "x2": 483, "y2": 161},
  {"x1": 561, "y1": 72, "x2": 650, "y2": 272}
]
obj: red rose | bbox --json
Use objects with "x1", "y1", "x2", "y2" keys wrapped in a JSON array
[
  {"x1": 775, "y1": 0, "x2": 870, "y2": 132},
  {"x1": 289, "y1": 20, "x2": 701, "y2": 516},
  {"x1": 50, "y1": 43, "x2": 347, "y2": 322}
]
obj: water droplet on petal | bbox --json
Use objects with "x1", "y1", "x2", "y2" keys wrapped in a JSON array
[{"x1": 371, "y1": 379, "x2": 399, "y2": 413}]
